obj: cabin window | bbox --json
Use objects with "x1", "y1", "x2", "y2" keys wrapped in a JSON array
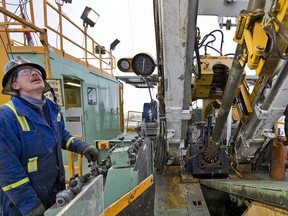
[{"x1": 87, "y1": 87, "x2": 97, "y2": 105}]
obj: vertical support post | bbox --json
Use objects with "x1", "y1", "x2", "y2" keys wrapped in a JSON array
[
  {"x1": 110, "y1": 49, "x2": 113, "y2": 75},
  {"x1": 0, "y1": 0, "x2": 10, "y2": 104},
  {"x1": 29, "y1": 0, "x2": 35, "y2": 25},
  {"x1": 43, "y1": 0, "x2": 48, "y2": 27},
  {"x1": 67, "y1": 151, "x2": 75, "y2": 178},
  {"x1": 119, "y1": 82, "x2": 124, "y2": 132},
  {"x1": 84, "y1": 27, "x2": 88, "y2": 65},
  {"x1": 58, "y1": 3, "x2": 64, "y2": 54},
  {"x1": 78, "y1": 154, "x2": 83, "y2": 176},
  {"x1": 0, "y1": 28, "x2": 10, "y2": 104}
]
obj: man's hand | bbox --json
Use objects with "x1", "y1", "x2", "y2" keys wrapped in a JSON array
[{"x1": 82, "y1": 145, "x2": 98, "y2": 162}]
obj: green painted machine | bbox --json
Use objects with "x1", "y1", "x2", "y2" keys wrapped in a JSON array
[{"x1": 44, "y1": 135, "x2": 155, "y2": 215}]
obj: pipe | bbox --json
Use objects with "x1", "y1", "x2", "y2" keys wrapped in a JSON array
[
  {"x1": 210, "y1": 44, "x2": 246, "y2": 145},
  {"x1": 210, "y1": 0, "x2": 267, "y2": 145},
  {"x1": 271, "y1": 139, "x2": 287, "y2": 180}
]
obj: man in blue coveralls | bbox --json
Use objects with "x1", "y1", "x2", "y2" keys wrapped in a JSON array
[{"x1": 0, "y1": 56, "x2": 98, "y2": 216}]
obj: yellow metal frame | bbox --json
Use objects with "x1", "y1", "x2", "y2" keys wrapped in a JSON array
[
  {"x1": 119, "y1": 82, "x2": 124, "y2": 132},
  {"x1": 64, "y1": 135, "x2": 83, "y2": 180},
  {"x1": 104, "y1": 174, "x2": 154, "y2": 216},
  {"x1": 233, "y1": 1, "x2": 288, "y2": 76},
  {"x1": 191, "y1": 56, "x2": 245, "y2": 100},
  {"x1": 126, "y1": 111, "x2": 142, "y2": 132}
]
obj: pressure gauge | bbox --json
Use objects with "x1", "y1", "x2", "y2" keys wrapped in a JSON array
[
  {"x1": 132, "y1": 53, "x2": 156, "y2": 76},
  {"x1": 117, "y1": 58, "x2": 131, "y2": 72}
]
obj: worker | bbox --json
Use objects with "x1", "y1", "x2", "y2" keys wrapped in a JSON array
[{"x1": 0, "y1": 56, "x2": 98, "y2": 216}]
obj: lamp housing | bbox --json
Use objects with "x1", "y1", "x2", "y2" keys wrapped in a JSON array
[
  {"x1": 81, "y1": 6, "x2": 99, "y2": 27},
  {"x1": 110, "y1": 39, "x2": 120, "y2": 51}
]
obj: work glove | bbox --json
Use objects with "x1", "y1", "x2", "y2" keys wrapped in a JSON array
[
  {"x1": 82, "y1": 145, "x2": 98, "y2": 162},
  {"x1": 24, "y1": 203, "x2": 45, "y2": 216}
]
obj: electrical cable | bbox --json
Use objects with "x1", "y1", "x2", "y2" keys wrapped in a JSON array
[
  {"x1": 198, "y1": 29, "x2": 224, "y2": 56},
  {"x1": 20, "y1": 0, "x2": 39, "y2": 46},
  {"x1": 153, "y1": 0, "x2": 167, "y2": 174},
  {"x1": 270, "y1": 19, "x2": 288, "y2": 60},
  {"x1": 203, "y1": 35, "x2": 216, "y2": 55},
  {"x1": 154, "y1": 119, "x2": 167, "y2": 174},
  {"x1": 224, "y1": 53, "x2": 235, "y2": 56},
  {"x1": 265, "y1": 16, "x2": 288, "y2": 60},
  {"x1": 193, "y1": 28, "x2": 201, "y2": 79},
  {"x1": 49, "y1": 84, "x2": 58, "y2": 104},
  {"x1": 205, "y1": 45, "x2": 222, "y2": 55}
]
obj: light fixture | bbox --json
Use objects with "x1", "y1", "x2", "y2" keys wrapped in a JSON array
[
  {"x1": 110, "y1": 39, "x2": 120, "y2": 51},
  {"x1": 55, "y1": 0, "x2": 72, "y2": 5},
  {"x1": 80, "y1": 6, "x2": 100, "y2": 28},
  {"x1": 65, "y1": 82, "x2": 81, "y2": 87},
  {"x1": 95, "y1": 45, "x2": 106, "y2": 54}
]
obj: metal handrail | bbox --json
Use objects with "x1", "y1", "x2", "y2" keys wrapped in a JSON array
[
  {"x1": 0, "y1": 0, "x2": 115, "y2": 76},
  {"x1": 44, "y1": 0, "x2": 114, "y2": 74},
  {"x1": 126, "y1": 111, "x2": 142, "y2": 132}
]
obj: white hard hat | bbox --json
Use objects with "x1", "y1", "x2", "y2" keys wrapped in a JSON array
[{"x1": 2, "y1": 56, "x2": 50, "y2": 96}]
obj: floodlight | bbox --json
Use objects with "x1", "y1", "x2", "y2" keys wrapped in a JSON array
[
  {"x1": 110, "y1": 39, "x2": 120, "y2": 51},
  {"x1": 95, "y1": 45, "x2": 106, "y2": 54},
  {"x1": 55, "y1": 0, "x2": 72, "y2": 5},
  {"x1": 80, "y1": 6, "x2": 100, "y2": 28}
]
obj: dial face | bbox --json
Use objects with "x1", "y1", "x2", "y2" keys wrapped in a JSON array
[
  {"x1": 132, "y1": 53, "x2": 155, "y2": 76},
  {"x1": 117, "y1": 59, "x2": 131, "y2": 71}
]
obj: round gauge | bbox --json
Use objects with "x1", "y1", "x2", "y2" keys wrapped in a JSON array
[
  {"x1": 117, "y1": 58, "x2": 131, "y2": 72},
  {"x1": 132, "y1": 53, "x2": 156, "y2": 76}
]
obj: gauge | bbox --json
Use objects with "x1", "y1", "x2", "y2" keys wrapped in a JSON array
[
  {"x1": 132, "y1": 53, "x2": 156, "y2": 76},
  {"x1": 117, "y1": 58, "x2": 131, "y2": 72}
]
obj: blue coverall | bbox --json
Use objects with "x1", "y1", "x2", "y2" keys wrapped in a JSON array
[{"x1": 0, "y1": 96, "x2": 89, "y2": 215}]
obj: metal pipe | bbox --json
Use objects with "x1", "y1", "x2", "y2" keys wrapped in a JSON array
[
  {"x1": 210, "y1": 44, "x2": 246, "y2": 144},
  {"x1": 210, "y1": 0, "x2": 266, "y2": 145}
]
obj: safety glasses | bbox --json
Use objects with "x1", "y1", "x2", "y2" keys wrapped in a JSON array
[{"x1": 16, "y1": 67, "x2": 42, "y2": 78}]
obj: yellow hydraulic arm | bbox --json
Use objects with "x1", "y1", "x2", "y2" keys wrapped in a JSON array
[{"x1": 234, "y1": 0, "x2": 288, "y2": 76}]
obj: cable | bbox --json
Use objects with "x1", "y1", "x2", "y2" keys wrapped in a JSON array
[
  {"x1": 224, "y1": 53, "x2": 235, "y2": 56},
  {"x1": 271, "y1": 19, "x2": 288, "y2": 60},
  {"x1": 49, "y1": 84, "x2": 58, "y2": 104},
  {"x1": 198, "y1": 29, "x2": 224, "y2": 56},
  {"x1": 264, "y1": 16, "x2": 288, "y2": 60},
  {"x1": 193, "y1": 28, "x2": 201, "y2": 79},
  {"x1": 154, "y1": 119, "x2": 167, "y2": 173},
  {"x1": 20, "y1": 0, "x2": 39, "y2": 46}
]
